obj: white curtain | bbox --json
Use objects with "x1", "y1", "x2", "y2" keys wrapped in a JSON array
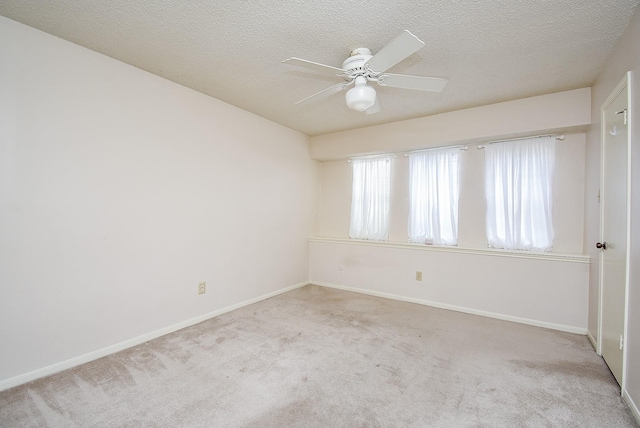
[
  {"x1": 408, "y1": 148, "x2": 460, "y2": 245},
  {"x1": 485, "y1": 137, "x2": 555, "y2": 251},
  {"x1": 349, "y1": 157, "x2": 391, "y2": 240}
]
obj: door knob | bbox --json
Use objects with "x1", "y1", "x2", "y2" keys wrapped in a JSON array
[{"x1": 596, "y1": 242, "x2": 607, "y2": 250}]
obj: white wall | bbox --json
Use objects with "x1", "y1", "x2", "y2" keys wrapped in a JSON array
[
  {"x1": 310, "y1": 89, "x2": 591, "y2": 333},
  {"x1": 311, "y1": 88, "x2": 591, "y2": 161},
  {"x1": 0, "y1": 17, "x2": 319, "y2": 387},
  {"x1": 310, "y1": 239, "x2": 588, "y2": 331},
  {"x1": 585, "y1": 4, "x2": 640, "y2": 418}
]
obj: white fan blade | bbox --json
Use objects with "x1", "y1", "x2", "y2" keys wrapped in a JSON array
[
  {"x1": 365, "y1": 97, "x2": 381, "y2": 115},
  {"x1": 378, "y1": 73, "x2": 448, "y2": 92},
  {"x1": 364, "y1": 30, "x2": 425, "y2": 74},
  {"x1": 294, "y1": 81, "x2": 352, "y2": 106},
  {"x1": 283, "y1": 57, "x2": 344, "y2": 74}
]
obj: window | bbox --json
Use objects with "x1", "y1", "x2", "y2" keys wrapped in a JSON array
[
  {"x1": 349, "y1": 157, "x2": 391, "y2": 240},
  {"x1": 408, "y1": 148, "x2": 460, "y2": 245},
  {"x1": 484, "y1": 137, "x2": 555, "y2": 251}
]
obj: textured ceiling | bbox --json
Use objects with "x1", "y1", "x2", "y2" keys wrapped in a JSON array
[{"x1": 1, "y1": 1, "x2": 638, "y2": 136}]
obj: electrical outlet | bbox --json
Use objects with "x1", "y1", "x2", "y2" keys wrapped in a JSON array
[
  {"x1": 198, "y1": 281, "x2": 206, "y2": 295},
  {"x1": 416, "y1": 271, "x2": 422, "y2": 281}
]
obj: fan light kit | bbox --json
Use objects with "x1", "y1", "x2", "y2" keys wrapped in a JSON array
[
  {"x1": 283, "y1": 30, "x2": 448, "y2": 114},
  {"x1": 346, "y1": 76, "x2": 377, "y2": 111}
]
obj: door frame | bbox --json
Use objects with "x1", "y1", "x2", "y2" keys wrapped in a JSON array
[{"x1": 597, "y1": 71, "x2": 632, "y2": 392}]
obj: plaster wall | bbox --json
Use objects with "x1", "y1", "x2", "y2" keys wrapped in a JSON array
[
  {"x1": 0, "y1": 17, "x2": 319, "y2": 386},
  {"x1": 310, "y1": 89, "x2": 590, "y2": 335},
  {"x1": 310, "y1": 88, "x2": 591, "y2": 161}
]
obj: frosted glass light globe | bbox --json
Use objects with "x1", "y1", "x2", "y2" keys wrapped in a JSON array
[{"x1": 345, "y1": 79, "x2": 376, "y2": 112}]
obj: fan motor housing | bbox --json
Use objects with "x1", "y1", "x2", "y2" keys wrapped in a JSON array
[{"x1": 342, "y1": 48, "x2": 373, "y2": 76}]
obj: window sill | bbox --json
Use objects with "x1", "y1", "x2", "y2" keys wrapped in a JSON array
[{"x1": 309, "y1": 237, "x2": 589, "y2": 264}]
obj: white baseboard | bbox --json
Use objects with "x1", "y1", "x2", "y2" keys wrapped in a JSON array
[
  {"x1": 623, "y1": 389, "x2": 640, "y2": 425},
  {"x1": 0, "y1": 281, "x2": 309, "y2": 392},
  {"x1": 312, "y1": 281, "x2": 587, "y2": 335}
]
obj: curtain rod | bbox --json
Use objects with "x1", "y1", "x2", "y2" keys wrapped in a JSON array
[
  {"x1": 347, "y1": 143, "x2": 469, "y2": 162},
  {"x1": 346, "y1": 135, "x2": 562, "y2": 162},
  {"x1": 347, "y1": 154, "x2": 397, "y2": 163},
  {"x1": 402, "y1": 144, "x2": 468, "y2": 157},
  {"x1": 477, "y1": 134, "x2": 565, "y2": 149}
]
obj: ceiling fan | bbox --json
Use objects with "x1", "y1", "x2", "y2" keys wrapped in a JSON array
[{"x1": 283, "y1": 30, "x2": 448, "y2": 115}]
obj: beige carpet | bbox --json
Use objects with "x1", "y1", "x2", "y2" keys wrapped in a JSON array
[{"x1": 0, "y1": 285, "x2": 637, "y2": 427}]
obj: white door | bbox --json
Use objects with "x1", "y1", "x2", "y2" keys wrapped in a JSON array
[{"x1": 599, "y1": 75, "x2": 629, "y2": 386}]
